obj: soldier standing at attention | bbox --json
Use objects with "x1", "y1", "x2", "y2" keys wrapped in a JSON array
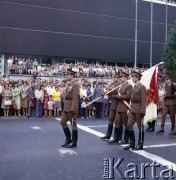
[
  {"x1": 100, "y1": 74, "x2": 122, "y2": 141},
  {"x1": 124, "y1": 71, "x2": 146, "y2": 150},
  {"x1": 156, "y1": 75, "x2": 176, "y2": 135},
  {"x1": 60, "y1": 69, "x2": 80, "y2": 148},
  {"x1": 110, "y1": 72, "x2": 132, "y2": 144}
]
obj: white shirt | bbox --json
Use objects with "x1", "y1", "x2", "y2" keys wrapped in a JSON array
[
  {"x1": 80, "y1": 88, "x2": 87, "y2": 98},
  {"x1": 46, "y1": 86, "x2": 55, "y2": 96},
  {"x1": 35, "y1": 89, "x2": 44, "y2": 100}
]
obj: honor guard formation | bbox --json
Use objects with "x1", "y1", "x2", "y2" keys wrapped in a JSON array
[{"x1": 59, "y1": 67, "x2": 176, "y2": 151}]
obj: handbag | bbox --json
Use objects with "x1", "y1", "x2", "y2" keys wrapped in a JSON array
[
  {"x1": 81, "y1": 101, "x2": 86, "y2": 108},
  {"x1": 30, "y1": 99, "x2": 36, "y2": 108},
  {"x1": 4, "y1": 100, "x2": 12, "y2": 106},
  {"x1": 11, "y1": 102, "x2": 17, "y2": 110}
]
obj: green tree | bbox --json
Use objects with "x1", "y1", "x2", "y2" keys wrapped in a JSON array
[{"x1": 163, "y1": 22, "x2": 176, "y2": 81}]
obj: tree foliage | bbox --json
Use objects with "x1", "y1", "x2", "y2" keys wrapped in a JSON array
[{"x1": 163, "y1": 22, "x2": 176, "y2": 81}]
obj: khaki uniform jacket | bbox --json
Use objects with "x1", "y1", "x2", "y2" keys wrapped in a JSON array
[
  {"x1": 110, "y1": 82, "x2": 121, "y2": 110},
  {"x1": 63, "y1": 80, "x2": 80, "y2": 112},
  {"x1": 164, "y1": 82, "x2": 176, "y2": 106},
  {"x1": 117, "y1": 81, "x2": 132, "y2": 112},
  {"x1": 130, "y1": 82, "x2": 146, "y2": 114}
]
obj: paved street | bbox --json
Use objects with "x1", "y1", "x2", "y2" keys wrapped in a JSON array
[{"x1": 0, "y1": 116, "x2": 176, "y2": 180}]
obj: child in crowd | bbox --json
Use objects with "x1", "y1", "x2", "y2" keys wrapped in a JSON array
[
  {"x1": 48, "y1": 96, "x2": 54, "y2": 118},
  {"x1": 43, "y1": 92, "x2": 49, "y2": 117}
]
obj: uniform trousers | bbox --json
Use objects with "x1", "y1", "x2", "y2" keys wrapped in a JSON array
[
  {"x1": 127, "y1": 112, "x2": 144, "y2": 131},
  {"x1": 161, "y1": 104, "x2": 175, "y2": 130},
  {"x1": 108, "y1": 109, "x2": 116, "y2": 124},
  {"x1": 60, "y1": 111, "x2": 77, "y2": 130},
  {"x1": 115, "y1": 112, "x2": 128, "y2": 129}
]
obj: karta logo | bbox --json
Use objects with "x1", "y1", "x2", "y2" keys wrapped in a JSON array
[{"x1": 103, "y1": 158, "x2": 175, "y2": 179}]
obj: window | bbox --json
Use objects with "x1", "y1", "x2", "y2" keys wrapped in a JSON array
[{"x1": 64, "y1": 58, "x2": 76, "y2": 64}]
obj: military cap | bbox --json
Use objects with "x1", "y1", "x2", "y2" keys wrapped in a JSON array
[
  {"x1": 131, "y1": 71, "x2": 142, "y2": 78},
  {"x1": 114, "y1": 73, "x2": 121, "y2": 78},
  {"x1": 165, "y1": 74, "x2": 173, "y2": 80},
  {"x1": 66, "y1": 68, "x2": 76, "y2": 75},
  {"x1": 121, "y1": 71, "x2": 129, "y2": 77}
]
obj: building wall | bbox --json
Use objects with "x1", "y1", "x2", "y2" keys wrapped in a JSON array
[{"x1": 0, "y1": 0, "x2": 176, "y2": 65}]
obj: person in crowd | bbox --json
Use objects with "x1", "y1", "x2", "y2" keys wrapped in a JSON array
[
  {"x1": 27, "y1": 81, "x2": 36, "y2": 118},
  {"x1": 86, "y1": 84, "x2": 93, "y2": 118},
  {"x1": 156, "y1": 75, "x2": 176, "y2": 134},
  {"x1": 0, "y1": 80, "x2": 4, "y2": 116},
  {"x1": 157, "y1": 84, "x2": 164, "y2": 115},
  {"x1": 124, "y1": 71, "x2": 146, "y2": 151},
  {"x1": 48, "y1": 96, "x2": 54, "y2": 118},
  {"x1": 2, "y1": 84, "x2": 12, "y2": 117},
  {"x1": 60, "y1": 68, "x2": 79, "y2": 148},
  {"x1": 80, "y1": 84, "x2": 88, "y2": 119},
  {"x1": 46, "y1": 82, "x2": 55, "y2": 96},
  {"x1": 43, "y1": 92, "x2": 49, "y2": 117},
  {"x1": 21, "y1": 81, "x2": 28, "y2": 116},
  {"x1": 93, "y1": 82, "x2": 104, "y2": 119},
  {"x1": 92, "y1": 83, "x2": 97, "y2": 117},
  {"x1": 35, "y1": 85, "x2": 44, "y2": 118},
  {"x1": 12, "y1": 83, "x2": 21, "y2": 116},
  {"x1": 52, "y1": 86, "x2": 61, "y2": 116},
  {"x1": 103, "y1": 85, "x2": 110, "y2": 117}
]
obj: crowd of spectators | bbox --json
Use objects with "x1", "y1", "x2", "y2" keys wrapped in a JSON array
[
  {"x1": 0, "y1": 71, "x2": 165, "y2": 118},
  {"x1": 7, "y1": 57, "x2": 148, "y2": 78},
  {"x1": 0, "y1": 77, "x2": 113, "y2": 118}
]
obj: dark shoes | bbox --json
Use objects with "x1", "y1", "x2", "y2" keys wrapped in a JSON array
[
  {"x1": 108, "y1": 138, "x2": 119, "y2": 144},
  {"x1": 100, "y1": 135, "x2": 110, "y2": 140},
  {"x1": 168, "y1": 131, "x2": 176, "y2": 137},
  {"x1": 146, "y1": 128, "x2": 155, "y2": 132},
  {"x1": 124, "y1": 143, "x2": 135, "y2": 150},
  {"x1": 156, "y1": 128, "x2": 164, "y2": 134},
  {"x1": 64, "y1": 141, "x2": 77, "y2": 148},
  {"x1": 100, "y1": 124, "x2": 113, "y2": 140},
  {"x1": 134, "y1": 143, "x2": 143, "y2": 150},
  {"x1": 64, "y1": 130, "x2": 78, "y2": 148}
]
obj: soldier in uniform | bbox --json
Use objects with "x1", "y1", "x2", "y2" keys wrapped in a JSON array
[
  {"x1": 124, "y1": 71, "x2": 146, "y2": 150},
  {"x1": 110, "y1": 72, "x2": 132, "y2": 144},
  {"x1": 156, "y1": 75, "x2": 176, "y2": 134},
  {"x1": 60, "y1": 69, "x2": 80, "y2": 148},
  {"x1": 100, "y1": 74, "x2": 122, "y2": 141}
]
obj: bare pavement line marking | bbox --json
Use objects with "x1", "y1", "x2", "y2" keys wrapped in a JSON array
[
  {"x1": 55, "y1": 118, "x2": 176, "y2": 170},
  {"x1": 143, "y1": 143, "x2": 176, "y2": 149},
  {"x1": 132, "y1": 150, "x2": 176, "y2": 171}
]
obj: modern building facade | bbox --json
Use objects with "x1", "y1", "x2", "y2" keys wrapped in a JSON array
[{"x1": 0, "y1": 0, "x2": 176, "y2": 68}]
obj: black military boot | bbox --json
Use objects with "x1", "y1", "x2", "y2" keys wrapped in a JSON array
[
  {"x1": 134, "y1": 131, "x2": 144, "y2": 150},
  {"x1": 108, "y1": 127, "x2": 120, "y2": 144},
  {"x1": 100, "y1": 124, "x2": 113, "y2": 140},
  {"x1": 65, "y1": 130, "x2": 78, "y2": 148},
  {"x1": 145, "y1": 122, "x2": 152, "y2": 131},
  {"x1": 124, "y1": 130, "x2": 135, "y2": 150},
  {"x1": 61, "y1": 127, "x2": 72, "y2": 147},
  {"x1": 147, "y1": 120, "x2": 155, "y2": 132},
  {"x1": 118, "y1": 125, "x2": 123, "y2": 142},
  {"x1": 121, "y1": 129, "x2": 129, "y2": 144}
]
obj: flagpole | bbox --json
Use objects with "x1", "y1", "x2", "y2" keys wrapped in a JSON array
[
  {"x1": 150, "y1": 0, "x2": 153, "y2": 68},
  {"x1": 134, "y1": 0, "x2": 138, "y2": 70},
  {"x1": 165, "y1": 0, "x2": 168, "y2": 44}
]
